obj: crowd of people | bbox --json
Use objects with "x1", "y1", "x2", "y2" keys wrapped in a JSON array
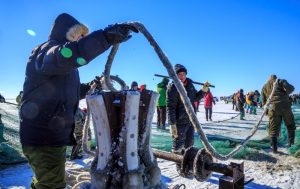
[{"x1": 230, "y1": 89, "x2": 261, "y2": 120}]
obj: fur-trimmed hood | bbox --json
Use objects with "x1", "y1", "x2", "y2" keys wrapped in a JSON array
[{"x1": 48, "y1": 13, "x2": 89, "y2": 42}]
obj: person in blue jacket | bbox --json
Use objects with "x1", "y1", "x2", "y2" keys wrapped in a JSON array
[{"x1": 20, "y1": 13, "x2": 137, "y2": 188}]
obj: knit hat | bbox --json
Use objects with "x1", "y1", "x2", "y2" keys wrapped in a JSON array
[
  {"x1": 131, "y1": 81, "x2": 138, "y2": 89},
  {"x1": 162, "y1": 77, "x2": 169, "y2": 84},
  {"x1": 174, "y1": 64, "x2": 187, "y2": 74}
]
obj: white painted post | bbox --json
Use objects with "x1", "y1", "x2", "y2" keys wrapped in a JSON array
[
  {"x1": 86, "y1": 95, "x2": 111, "y2": 170},
  {"x1": 124, "y1": 91, "x2": 140, "y2": 171}
]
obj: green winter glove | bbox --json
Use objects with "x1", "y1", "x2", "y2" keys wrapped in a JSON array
[{"x1": 170, "y1": 124, "x2": 178, "y2": 138}]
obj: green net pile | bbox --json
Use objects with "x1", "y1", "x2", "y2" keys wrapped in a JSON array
[
  {"x1": 0, "y1": 102, "x2": 26, "y2": 169},
  {"x1": 151, "y1": 105, "x2": 300, "y2": 160}
]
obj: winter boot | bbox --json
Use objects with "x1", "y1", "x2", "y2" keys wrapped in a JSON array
[
  {"x1": 287, "y1": 130, "x2": 295, "y2": 147},
  {"x1": 240, "y1": 114, "x2": 244, "y2": 120},
  {"x1": 271, "y1": 136, "x2": 278, "y2": 153}
]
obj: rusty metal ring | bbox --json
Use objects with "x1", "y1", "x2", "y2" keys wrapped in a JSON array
[
  {"x1": 193, "y1": 148, "x2": 213, "y2": 182},
  {"x1": 181, "y1": 146, "x2": 198, "y2": 177}
]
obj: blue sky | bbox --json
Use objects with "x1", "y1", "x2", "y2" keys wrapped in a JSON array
[{"x1": 0, "y1": 0, "x2": 299, "y2": 98}]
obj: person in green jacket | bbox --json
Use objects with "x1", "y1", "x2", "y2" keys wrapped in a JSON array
[
  {"x1": 261, "y1": 74, "x2": 295, "y2": 153},
  {"x1": 156, "y1": 77, "x2": 169, "y2": 129}
]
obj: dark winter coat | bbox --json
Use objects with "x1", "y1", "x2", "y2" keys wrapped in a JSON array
[
  {"x1": 236, "y1": 92, "x2": 246, "y2": 110},
  {"x1": 20, "y1": 13, "x2": 111, "y2": 146},
  {"x1": 167, "y1": 78, "x2": 201, "y2": 125}
]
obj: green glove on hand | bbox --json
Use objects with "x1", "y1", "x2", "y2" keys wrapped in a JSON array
[{"x1": 170, "y1": 124, "x2": 178, "y2": 138}]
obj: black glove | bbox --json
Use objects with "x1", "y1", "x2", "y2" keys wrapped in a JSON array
[{"x1": 104, "y1": 23, "x2": 138, "y2": 44}]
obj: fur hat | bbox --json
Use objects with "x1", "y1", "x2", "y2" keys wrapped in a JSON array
[
  {"x1": 49, "y1": 13, "x2": 89, "y2": 42},
  {"x1": 174, "y1": 64, "x2": 187, "y2": 74},
  {"x1": 66, "y1": 24, "x2": 89, "y2": 42}
]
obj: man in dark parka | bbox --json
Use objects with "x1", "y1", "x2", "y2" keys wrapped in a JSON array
[
  {"x1": 167, "y1": 64, "x2": 203, "y2": 174},
  {"x1": 20, "y1": 13, "x2": 137, "y2": 188},
  {"x1": 261, "y1": 74, "x2": 295, "y2": 153}
]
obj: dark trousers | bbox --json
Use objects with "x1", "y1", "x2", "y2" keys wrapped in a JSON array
[
  {"x1": 172, "y1": 123, "x2": 194, "y2": 153},
  {"x1": 238, "y1": 104, "x2": 245, "y2": 119},
  {"x1": 205, "y1": 107, "x2": 212, "y2": 120},
  {"x1": 22, "y1": 146, "x2": 67, "y2": 189},
  {"x1": 157, "y1": 106, "x2": 167, "y2": 129}
]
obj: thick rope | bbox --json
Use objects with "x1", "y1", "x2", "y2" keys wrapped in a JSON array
[
  {"x1": 65, "y1": 164, "x2": 91, "y2": 189},
  {"x1": 72, "y1": 180, "x2": 91, "y2": 189},
  {"x1": 172, "y1": 184, "x2": 186, "y2": 189},
  {"x1": 103, "y1": 22, "x2": 279, "y2": 160},
  {"x1": 103, "y1": 44, "x2": 121, "y2": 91},
  {"x1": 98, "y1": 75, "x2": 127, "y2": 90}
]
